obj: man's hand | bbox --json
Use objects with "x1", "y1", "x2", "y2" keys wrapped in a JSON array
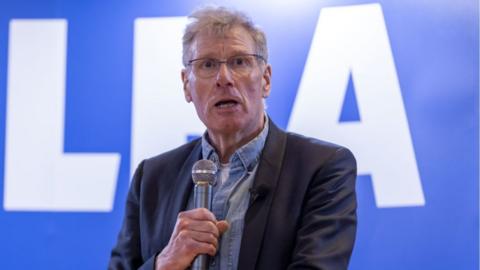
[{"x1": 154, "y1": 208, "x2": 229, "y2": 270}]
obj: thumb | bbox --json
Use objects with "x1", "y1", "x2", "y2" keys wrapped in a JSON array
[{"x1": 216, "y1": 220, "x2": 230, "y2": 234}]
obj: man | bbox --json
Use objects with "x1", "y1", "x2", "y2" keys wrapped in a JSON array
[{"x1": 109, "y1": 6, "x2": 357, "y2": 270}]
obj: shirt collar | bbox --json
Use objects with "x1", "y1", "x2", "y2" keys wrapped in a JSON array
[{"x1": 201, "y1": 116, "x2": 269, "y2": 172}]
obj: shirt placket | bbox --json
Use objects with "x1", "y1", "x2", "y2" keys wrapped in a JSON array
[{"x1": 210, "y1": 159, "x2": 247, "y2": 270}]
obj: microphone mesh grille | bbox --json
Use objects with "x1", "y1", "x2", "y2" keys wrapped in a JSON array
[{"x1": 192, "y1": 159, "x2": 217, "y2": 184}]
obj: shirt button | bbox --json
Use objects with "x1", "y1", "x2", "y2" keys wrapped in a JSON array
[{"x1": 210, "y1": 259, "x2": 216, "y2": 266}]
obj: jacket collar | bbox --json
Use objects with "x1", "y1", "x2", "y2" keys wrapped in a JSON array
[{"x1": 163, "y1": 141, "x2": 202, "y2": 246}]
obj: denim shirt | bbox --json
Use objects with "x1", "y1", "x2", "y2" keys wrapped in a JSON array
[{"x1": 187, "y1": 118, "x2": 269, "y2": 270}]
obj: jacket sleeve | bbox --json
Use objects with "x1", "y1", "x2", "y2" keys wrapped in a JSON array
[
  {"x1": 108, "y1": 160, "x2": 158, "y2": 270},
  {"x1": 288, "y1": 147, "x2": 357, "y2": 270}
]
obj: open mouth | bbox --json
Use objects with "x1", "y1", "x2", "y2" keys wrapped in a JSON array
[{"x1": 215, "y1": 99, "x2": 239, "y2": 108}]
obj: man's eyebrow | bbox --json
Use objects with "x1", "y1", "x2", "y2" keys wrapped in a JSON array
[
  {"x1": 226, "y1": 49, "x2": 258, "y2": 57},
  {"x1": 194, "y1": 50, "x2": 254, "y2": 60},
  {"x1": 191, "y1": 53, "x2": 222, "y2": 61},
  {"x1": 194, "y1": 52, "x2": 217, "y2": 59},
  {"x1": 229, "y1": 49, "x2": 252, "y2": 55}
]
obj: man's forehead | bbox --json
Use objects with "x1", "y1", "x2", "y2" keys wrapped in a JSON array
[{"x1": 190, "y1": 26, "x2": 256, "y2": 57}]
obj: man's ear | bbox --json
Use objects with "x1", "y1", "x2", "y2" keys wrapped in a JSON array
[
  {"x1": 262, "y1": 64, "x2": 272, "y2": 98},
  {"x1": 181, "y1": 69, "x2": 192, "y2": 102}
]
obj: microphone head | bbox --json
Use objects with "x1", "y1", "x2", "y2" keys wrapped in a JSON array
[{"x1": 192, "y1": 159, "x2": 217, "y2": 185}]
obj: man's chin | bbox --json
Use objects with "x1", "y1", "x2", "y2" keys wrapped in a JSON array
[{"x1": 206, "y1": 118, "x2": 245, "y2": 133}]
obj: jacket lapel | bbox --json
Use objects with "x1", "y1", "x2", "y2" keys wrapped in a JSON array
[
  {"x1": 238, "y1": 120, "x2": 287, "y2": 270},
  {"x1": 162, "y1": 140, "x2": 202, "y2": 246}
]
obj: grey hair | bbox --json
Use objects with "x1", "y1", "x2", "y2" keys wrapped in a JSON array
[{"x1": 182, "y1": 6, "x2": 268, "y2": 66}]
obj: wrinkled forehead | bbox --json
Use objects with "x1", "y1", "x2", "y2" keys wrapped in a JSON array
[{"x1": 189, "y1": 26, "x2": 257, "y2": 59}]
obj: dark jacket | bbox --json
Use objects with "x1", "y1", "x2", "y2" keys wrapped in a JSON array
[{"x1": 109, "y1": 120, "x2": 357, "y2": 270}]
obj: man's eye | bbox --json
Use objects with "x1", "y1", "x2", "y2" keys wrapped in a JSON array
[
  {"x1": 231, "y1": 56, "x2": 249, "y2": 67},
  {"x1": 234, "y1": 57, "x2": 244, "y2": 65},
  {"x1": 200, "y1": 59, "x2": 216, "y2": 69}
]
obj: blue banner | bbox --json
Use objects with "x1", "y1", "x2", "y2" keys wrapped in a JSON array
[{"x1": 0, "y1": 0, "x2": 477, "y2": 269}]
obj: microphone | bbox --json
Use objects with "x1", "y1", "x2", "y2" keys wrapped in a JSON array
[{"x1": 191, "y1": 159, "x2": 217, "y2": 270}]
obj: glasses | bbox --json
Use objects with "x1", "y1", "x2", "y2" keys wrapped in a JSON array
[{"x1": 187, "y1": 54, "x2": 266, "y2": 78}]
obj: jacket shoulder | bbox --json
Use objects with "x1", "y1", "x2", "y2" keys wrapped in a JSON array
[
  {"x1": 141, "y1": 139, "x2": 201, "y2": 172},
  {"x1": 284, "y1": 131, "x2": 356, "y2": 165},
  {"x1": 146, "y1": 138, "x2": 200, "y2": 161},
  {"x1": 285, "y1": 131, "x2": 347, "y2": 153}
]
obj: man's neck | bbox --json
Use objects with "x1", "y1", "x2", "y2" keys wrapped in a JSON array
[{"x1": 207, "y1": 120, "x2": 265, "y2": 163}]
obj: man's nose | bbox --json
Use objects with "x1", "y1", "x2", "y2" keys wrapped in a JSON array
[{"x1": 216, "y1": 62, "x2": 234, "y2": 87}]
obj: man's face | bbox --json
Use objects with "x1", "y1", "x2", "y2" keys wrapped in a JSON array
[{"x1": 181, "y1": 26, "x2": 271, "y2": 139}]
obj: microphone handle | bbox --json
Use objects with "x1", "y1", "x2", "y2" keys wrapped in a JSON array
[{"x1": 192, "y1": 183, "x2": 212, "y2": 270}]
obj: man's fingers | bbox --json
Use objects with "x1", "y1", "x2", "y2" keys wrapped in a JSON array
[
  {"x1": 216, "y1": 220, "x2": 230, "y2": 234},
  {"x1": 194, "y1": 242, "x2": 217, "y2": 257},
  {"x1": 178, "y1": 208, "x2": 217, "y2": 222},
  {"x1": 170, "y1": 210, "x2": 229, "y2": 258},
  {"x1": 175, "y1": 230, "x2": 218, "y2": 256},
  {"x1": 176, "y1": 217, "x2": 220, "y2": 238},
  {"x1": 177, "y1": 230, "x2": 219, "y2": 249}
]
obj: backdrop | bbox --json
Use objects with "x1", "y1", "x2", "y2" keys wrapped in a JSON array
[{"x1": 0, "y1": 0, "x2": 478, "y2": 269}]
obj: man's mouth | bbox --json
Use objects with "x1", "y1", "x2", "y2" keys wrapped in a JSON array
[{"x1": 214, "y1": 99, "x2": 239, "y2": 108}]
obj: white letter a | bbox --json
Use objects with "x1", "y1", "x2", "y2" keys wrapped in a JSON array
[{"x1": 288, "y1": 4, "x2": 425, "y2": 208}]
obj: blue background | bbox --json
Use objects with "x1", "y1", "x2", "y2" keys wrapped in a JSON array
[{"x1": 0, "y1": 0, "x2": 478, "y2": 269}]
